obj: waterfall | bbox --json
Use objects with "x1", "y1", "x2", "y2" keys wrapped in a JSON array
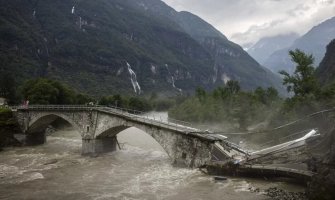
[
  {"x1": 165, "y1": 64, "x2": 182, "y2": 93},
  {"x1": 126, "y1": 62, "x2": 141, "y2": 94},
  {"x1": 171, "y1": 77, "x2": 182, "y2": 93},
  {"x1": 71, "y1": 6, "x2": 75, "y2": 14}
]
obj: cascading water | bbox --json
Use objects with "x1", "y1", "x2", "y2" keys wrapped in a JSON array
[
  {"x1": 165, "y1": 64, "x2": 182, "y2": 93},
  {"x1": 126, "y1": 62, "x2": 141, "y2": 94},
  {"x1": 71, "y1": 6, "x2": 75, "y2": 14}
]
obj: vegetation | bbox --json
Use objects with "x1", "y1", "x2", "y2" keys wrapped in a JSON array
[
  {"x1": 279, "y1": 49, "x2": 320, "y2": 113},
  {"x1": 21, "y1": 78, "x2": 93, "y2": 105},
  {"x1": 0, "y1": 72, "x2": 18, "y2": 104},
  {"x1": 170, "y1": 80, "x2": 281, "y2": 130},
  {"x1": 169, "y1": 49, "x2": 335, "y2": 131},
  {"x1": 98, "y1": 94, "x2": 175, "y2": 112},
  {"x1": 0, "y1": 108, "x2": 20, "y2": 149}
]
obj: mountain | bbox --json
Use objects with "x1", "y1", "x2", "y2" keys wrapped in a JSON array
[
  {"x1": 317, "y1": 39, "x2": 335, "y2": 85},
  {"x1": 247, "y1": 33, "x2": 299, "y2": 65},
  {"x1": 176, "y1": 11, "x2": 285, "y2": 91},
  {"x1": 264, "y1": 16, "x2": 335, "y2": 74},
  {"x1": 0, "y1": 0, "x2": 283, "y2": 96}
]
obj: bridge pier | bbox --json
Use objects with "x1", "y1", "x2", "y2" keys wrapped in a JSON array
[
  {"x1": 26, "y1": 131, "x2": 46, "y2": 146},
  {"x1": 82, "y1": 137, "x2": 118, "y2": 155}
]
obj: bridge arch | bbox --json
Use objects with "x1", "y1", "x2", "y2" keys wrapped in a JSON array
[
  {"x1": 95, "y1": 124, "x2": 178, "y2": 160},
  {"x1": 27, "y1": 113, "x2": 84, "y2": 135}
]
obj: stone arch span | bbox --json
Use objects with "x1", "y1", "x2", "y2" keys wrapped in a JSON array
[
  {"x1": 93, "y1": 112, "x2": 213, "y2": 167},
  {"x1": 28, "y1": 113, "x2": 83, "y2": 135},
  {"x1": 96, "y1": 124, "x2": 177, "y2": 160},
  {"x1": 25, "y1": 112, "x2": 90, "y2": 146}
]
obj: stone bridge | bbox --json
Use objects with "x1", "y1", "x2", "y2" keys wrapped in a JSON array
[
  {"x1": 13, "y1": 105, "x2": 222, "y2": 168},
  {"x1": 10, "y1": 105, "x2": 322, "y2": 182}
]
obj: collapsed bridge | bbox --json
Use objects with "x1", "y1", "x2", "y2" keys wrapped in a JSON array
[{"x1": 11, "y1": 105, "x2": 320, "y2": 181}]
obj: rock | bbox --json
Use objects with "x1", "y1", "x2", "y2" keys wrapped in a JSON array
[
  {"x1": 264, "y1": 187, "x2": 307, "y2": 200},
  {"x1": 43, "y1": 159, "x2": 58, "y2": 165},
  {"x1": 307, "y1": 128, "x2": 335, "y2": 200}
]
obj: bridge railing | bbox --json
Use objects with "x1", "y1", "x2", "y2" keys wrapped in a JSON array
[
  {"x1": 105, "y1": 105, "x2": 194, "y2": 127},
  {"x1": 10, "y1": 105, "x2": 103, "y2": 110},
  {"x1": 97, "y1": 105, "x2": 201, "y2": 133}
]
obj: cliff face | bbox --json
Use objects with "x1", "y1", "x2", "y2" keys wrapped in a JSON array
[
  {"x1": 307, "y1": 128, "x2": 335, "y2": 200},
  {"x1": 305, "y1": 112, "x2": 335, "y2": 200},
  {"x1": 317, "y1": 40, "x2": 335, "y2": 85}
]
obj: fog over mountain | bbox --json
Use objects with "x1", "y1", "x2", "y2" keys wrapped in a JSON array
[
  {"x1": 263, "y1": 16, "x2": 335, "y2": 74},
  {"x1": 163, "y1": 0, "x2": 335, "y2": 47},
  {"x1": 247, "y1": 33, "x2": 299, "y2": 65}
]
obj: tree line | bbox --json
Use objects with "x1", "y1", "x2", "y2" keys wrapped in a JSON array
[
  {"x1": 169, "y1": 49, "x2": 335, "y2": 131},
  {"x1": 0, "y1": 76, "x2": 176, "y2": 112}
]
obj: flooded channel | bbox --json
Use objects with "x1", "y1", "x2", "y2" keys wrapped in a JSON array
[{"x1": 0, "y1": 113, "x2": 305, "y2": 200}]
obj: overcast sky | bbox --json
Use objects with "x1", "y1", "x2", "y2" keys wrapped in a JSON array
[{"x1": 162, "y1": 0, "x2": 335, "y2": 47}]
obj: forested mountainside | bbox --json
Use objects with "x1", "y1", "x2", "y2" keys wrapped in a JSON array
[{"x1": 0, "y1": 0, "x2": 283, "y2": 96}]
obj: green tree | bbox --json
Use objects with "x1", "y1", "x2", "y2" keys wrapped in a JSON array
[
  {"x1": 279, "y1": 49, "x2": 319, "y2": 99},
  {"x1": 225, "y1": 80, "x2": 240, "y2": 95},
  {"x1": 0, "y1": 72, "x2": 17, "y2": 104},
  {"x1": 128, "y1": 97, "x2": 151, "y2": 112},
  {"x1": 21, "y1": 78, "x2": 89, "y2": 105},
  {"x1": 75, "y1": 93, "x2": 93, "y2": 104},
  {"x1": 99, "y1": 94, "x2": 125, "y2": 107},
  {"x1": 195, "y1": 87, "x2": 207, "y2": 102},
  {"x1": 22, "y1": 79, "x2": 59, "y2": 104},
  {"x1": 254, "y1": 87, "x2": 267, "y2": 104}
]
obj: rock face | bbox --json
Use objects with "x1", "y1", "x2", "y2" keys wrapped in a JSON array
[
  {"x1": 0, "y1": 0, "x2": 283, "y2": 96},
  {"x1": 264, "y1": 16, "x2": 335, "y2": 74},
  {"x1": 317, "y1": 40, "x2": 335, "y2": 85},
  {"x1": 307, "y1": 129, "x2": 335, "y2": 200},
  {"x1": 174, "y1": 11, "x2": 284, "y2": 91}
]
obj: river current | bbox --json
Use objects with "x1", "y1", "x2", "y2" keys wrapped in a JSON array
[{"x1": 0, "y1": 113, "x2": 304, "y2": 200}]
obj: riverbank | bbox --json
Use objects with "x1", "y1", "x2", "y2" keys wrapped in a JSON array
[{"x1": 0, "y1": 108, "x2": 21, "y2": 150}]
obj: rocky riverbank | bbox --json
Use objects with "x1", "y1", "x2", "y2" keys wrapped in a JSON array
[{"x1": 264, "y1": 187, "x2": 307, "y2": 200}]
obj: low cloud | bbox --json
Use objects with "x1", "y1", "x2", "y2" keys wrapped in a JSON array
[{"x1": 162, "y1": 0, "x2": 335, "y2": 47}]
